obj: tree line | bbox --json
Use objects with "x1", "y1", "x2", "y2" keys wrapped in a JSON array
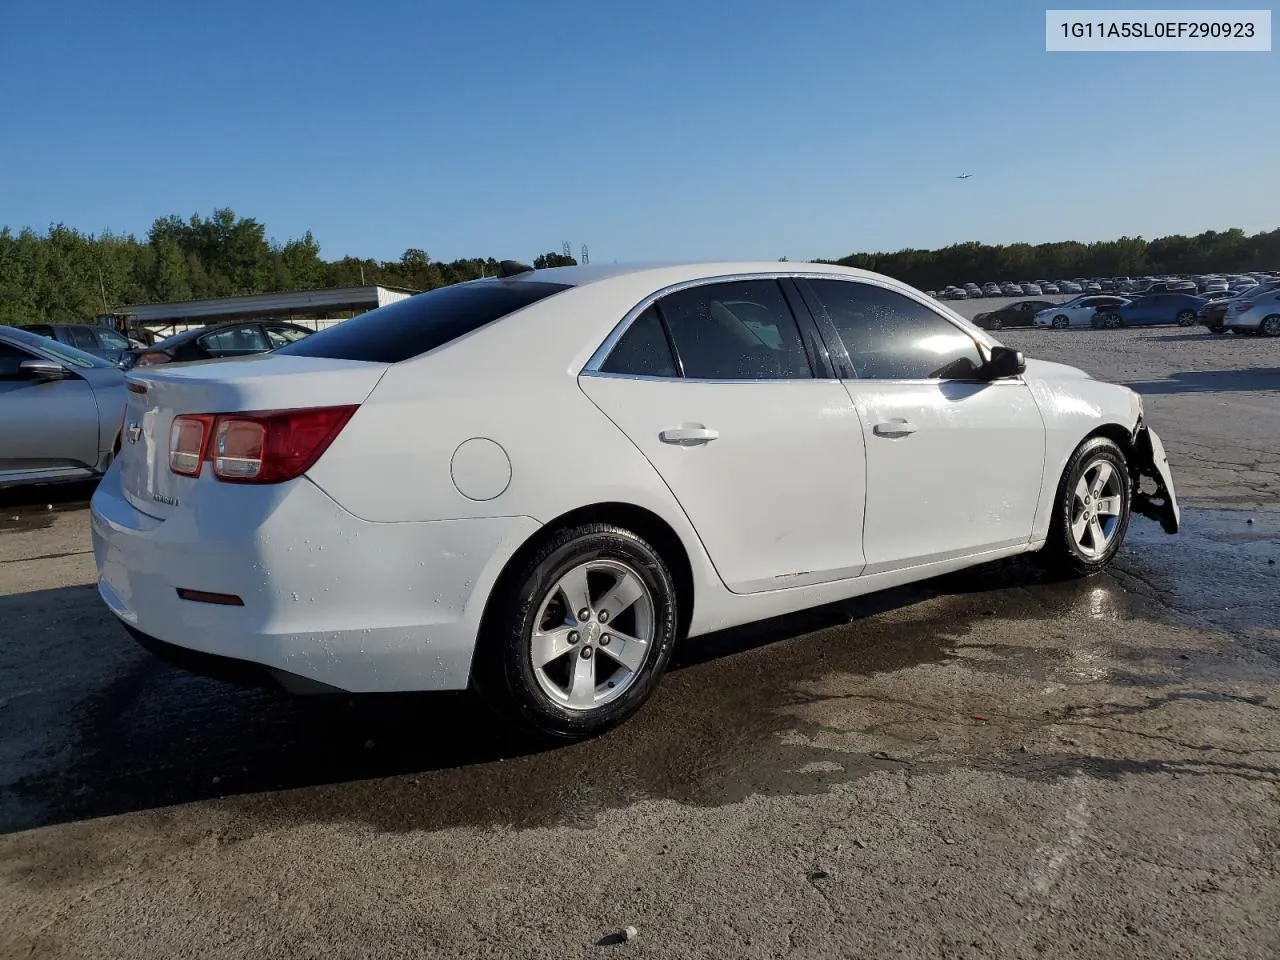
[{"x1": 1, "y1": 208, "x2": 1277, "y2": 326}]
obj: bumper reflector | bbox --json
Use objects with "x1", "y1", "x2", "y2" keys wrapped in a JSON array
[{"x1": 176, "y1": 588, "x2": 245, "y2": 606}]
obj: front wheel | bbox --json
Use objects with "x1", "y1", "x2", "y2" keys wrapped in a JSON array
[
  {"x1": 1176, "y1": 310, "x2": 1197, "y2": 327},
  {"x1": 1052, "y1": 315, "x2": 1069, "y2": 329},
  {"x1": 1039, "y1": 437, "x2": 1132, "y2": 577},
  {"x1": 987, "y1": 316, "x2": 1002, "y2": 330},
  {"x1": 473, "y1": 524, "x2": 678, "y2": 740}
]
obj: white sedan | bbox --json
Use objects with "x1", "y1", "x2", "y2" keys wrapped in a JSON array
[
  {"x1": 1034, "y1": 296, "x2": 1131, "y2": 329},
  {"x1": 91, "y1": 262, "x2": 1180, "y2": 739}
]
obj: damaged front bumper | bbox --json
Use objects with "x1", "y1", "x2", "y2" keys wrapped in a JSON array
[{"x1": 1131, "y1": 422, "x2": 1180, "y2": 534}]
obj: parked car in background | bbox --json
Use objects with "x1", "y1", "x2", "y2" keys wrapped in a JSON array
[
  {"x1": 1083, "y1": 281, "x2": 1102, "y2": 293},
  {"x1": 1021, "y1": 283, "x2": 1043, "y2": 296},
  {"x1": 1001, "y1": 282, "x2": 1021, "y2": 296},
  {"x1": 1035, "y1": 296, "x2": 1130, "y2": 329},
  {"x1": 982, "y1": 283, "x2": 1001, "y2": 297},
  {"x1": 1059, "y1": 281, "x2": 1082, "y2": 294},
  {"x1": 20, "y1": 322, "x2": 141, "y2": 366},
  {"x1": 974, "y1": 300, "x2": 1056, "y2": 330},
  {"x1": 1223, "y1": 289, "x2": 1280, "y2": 336},
  {"x1": 964, "y1": 284, "x2": 982, "y2": 298},
  {"x1": 129, "y1": 319, "x2": 314, "y2": 367},
  {"x1": 1041, "y1": 282, "x2": 1060, "y2": 294},
  {"x1": 0, "y1": 325, "x2": 127, "y2": 488},
  {"x1": 89, "y1": 260, "x2": 1179, "y2": 739},
  {"x1": 1094, "y1": 293, "x2": 1205, "y2": 328}
]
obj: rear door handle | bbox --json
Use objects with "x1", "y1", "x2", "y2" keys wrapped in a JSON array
[
  {"x1": 659, "y1": 424, "x2": 720, "y2": 445},
  {"x1": 873, "y1": 420, "x2": 918, "y2": 437}
]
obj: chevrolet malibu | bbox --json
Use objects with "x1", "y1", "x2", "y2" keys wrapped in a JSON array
[{"x1": 91, "y1": 262, "x2": 1180, "y2": 739}]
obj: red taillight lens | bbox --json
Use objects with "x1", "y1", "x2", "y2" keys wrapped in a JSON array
[
  {"x1": 1231, "y1": 301, "x2": 1253, "y2": 312},
  {"x1": 137, "y1": 352, "x2": 171, "y2": 365},
  {"x1": 196, "y1": 405, "x2": 358, "y2": 484},
  {"x1": 169, "y1": 415, "x2": 214, "y2": 476}
]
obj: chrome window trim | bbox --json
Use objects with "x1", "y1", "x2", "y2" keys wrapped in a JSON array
[{"x1": 582, "y1": 271, "x2": 995, "y2": 380}]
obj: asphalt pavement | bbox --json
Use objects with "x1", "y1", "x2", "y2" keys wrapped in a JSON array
[{"x1": 1, "y1": 320, "x2": 1277, "y2": 960}]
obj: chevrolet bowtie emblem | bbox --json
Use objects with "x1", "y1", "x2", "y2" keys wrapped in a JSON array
[{"x1": 126, "y1": 422, "x2": 141, "y2": 444}]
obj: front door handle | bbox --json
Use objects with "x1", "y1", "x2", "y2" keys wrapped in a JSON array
[
  {"x1": 659, "y1": 424, "x2": 720, "y2": 445},
  {"x1": 873, "y1": 420, "x2": 918, "y2": 437}
]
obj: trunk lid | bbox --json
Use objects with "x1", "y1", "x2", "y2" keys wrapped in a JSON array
[{"x1": 118, "y1": 354, "x2": 388, "y2": 520}]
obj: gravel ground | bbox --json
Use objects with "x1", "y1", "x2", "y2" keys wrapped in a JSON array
[{"x1": 1, "y1": 318, "x2": 1277, "y2": 960}]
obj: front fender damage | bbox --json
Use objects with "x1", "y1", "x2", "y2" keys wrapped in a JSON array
[{"x1": 1130, "y1": 422, "x2": 1180, "y2": 534}]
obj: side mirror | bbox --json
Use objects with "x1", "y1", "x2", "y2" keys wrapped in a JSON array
[
  {"x1": 19, "y1": 359, "x2": 70, "y2": 381},
  {"x1": 982, "y1": 346, "x2": 1025, "y2": 380}
]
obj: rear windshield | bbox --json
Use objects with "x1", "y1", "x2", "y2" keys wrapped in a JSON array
[{"x1": 277, "y1": 280, "x2": 571, "y2": 363}]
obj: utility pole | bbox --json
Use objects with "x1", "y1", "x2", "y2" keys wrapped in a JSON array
[{"x1": 581, "y1": 244, "x2": 589, "y2": 265}]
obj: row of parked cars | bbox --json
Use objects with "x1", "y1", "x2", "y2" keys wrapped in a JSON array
[
  {"x1": 972, "y1": 277, "x2": 1280, "y2": 335},
  {"x1": 930, "y1": 271, "x2": 1278, "y2": 301},
  {"x1": 17, "y1": 319, "x2": 315, "y2": 369},
  {"x1": 1, "y1": 319, "x2": 317, "y2": 489}
]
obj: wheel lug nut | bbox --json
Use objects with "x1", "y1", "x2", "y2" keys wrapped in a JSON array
[
  {"x1": 577, "y1": 608, "x2": 591, "y2": 621},
  {"x1": 600, "y1": 634, "x2": 611, "y2": 646},
  {"x1": 580, "y1": 647, "x2": 593, "y2": 659},
  {"x1": 567, "y1": 631, "x2": 579, "y2": 644},
  {"x1": 598, "y1": 610, "x2": 610, "y2": 623}
]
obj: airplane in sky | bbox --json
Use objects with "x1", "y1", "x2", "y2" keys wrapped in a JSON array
[{"x1": 955, "y1": 173, "x2": 973, "y2": 179}]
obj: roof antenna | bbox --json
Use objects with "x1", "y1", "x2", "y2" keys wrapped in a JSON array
[{"x1": 497, "y1": 260, "x2": 535, "y2": 278}]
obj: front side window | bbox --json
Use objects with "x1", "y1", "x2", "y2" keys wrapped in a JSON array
[
  {"x1": 199, "y1": 326, "x2": 269, "y2": 353},
  {"x1": 97, "y1": 328, "x2": 131, "y2": 349},
  {"x1": 656, "y1": 279, "x2": 811, "y2": 380},
  {"x1": 264, "y1": 325, "x2": 311, "y2": 348},
  {"x1": 600, "y1": 306, "x2": 678, "y2": 377},
  {"x1": 805, "y1": 279, "x2": 984, "y2": 380},
  {"x1": 64, "y1": 326, "x2": 98, "y2": 350}
]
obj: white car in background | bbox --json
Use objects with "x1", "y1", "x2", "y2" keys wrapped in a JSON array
[
  {"x1": 91, "y1": 261, "x2": 1180, "y2": 739},
  {"x1": 1034, "y1": 296, "x2": 1131, "y2": 329}
]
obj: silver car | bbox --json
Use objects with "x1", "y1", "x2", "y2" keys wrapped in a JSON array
[
  {"x1": 0, "y1": 325, "x2": 127, "y2": 488},
  {"x1": 1223, "y1": 289, "x2": 1280, "y2": 337}
]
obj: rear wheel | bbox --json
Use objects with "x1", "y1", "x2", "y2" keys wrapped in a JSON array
[
  {"x1": 988, "y1": 317, "x2": 1002, "y2": 330},
  {"x1": 1260, "y1": 315, "x2": 1280, "y2": 337},
  {"x1": 1176, "y1": 310, "x2": 1197, "y2": 326},
  {"x1": 1039, "y1": 437, "x2": 1132, "y2": 577},
  {"x1": 473, "y1": 524, "x2": 678, "y2": 740},
  {"x1": 1104, "y1": 314, "x2": 1123, "y2": 329}
]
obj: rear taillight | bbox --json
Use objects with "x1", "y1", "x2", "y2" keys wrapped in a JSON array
[
  {"x1": 1231, "y1": 301, "x2": 1253, "y2": 312},
  {"x1": 169, "y1": 415, "x2": 215, "y2": 477},
  {"x1": 136, "y1": 352, "x2": 171, "y2": 366},
  {"x1": 167, "y1": 406, "x2": 357, "y2": 484}
]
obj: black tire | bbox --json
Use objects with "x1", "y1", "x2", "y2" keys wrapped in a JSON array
[
  {"x1": 1052, "y1": 315, "x2": 1069, "y2": 329},
  {"x1": 988, "y1": 317, "x2": 1002, "y2": 330},
  {"x1": 1039, "y1": 437, "x2": 1132, "y2": 578},
  {"x1": 1260, "y1": 315, "x2": 1280, "y2": 338},
  {"x1": 472, "y1": 524, "x2": 678, "y2": 740},
  {"x1": 1105, "y1": 314, "x2": 1123, "y2": 329},
  {"x1": 1176, "y1": 310, "x2": 1197, "y2": 326}
]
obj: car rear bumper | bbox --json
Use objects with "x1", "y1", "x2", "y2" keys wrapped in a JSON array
[{"x1": 90, "y1": 465, "x2": 539, "y2": 693}]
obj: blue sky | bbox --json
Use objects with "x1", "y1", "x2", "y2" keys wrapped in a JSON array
[{"x1": 1, "y1": 0, "x2": 1276, "y2": 263}]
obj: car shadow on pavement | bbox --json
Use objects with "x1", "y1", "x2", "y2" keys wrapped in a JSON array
[
  {"x1": 1125, "y1": 368, "x2": 1280, "y2": 395},
  {"x1": 0, "y1": 557, "x2": 1092, "y2": 836}
]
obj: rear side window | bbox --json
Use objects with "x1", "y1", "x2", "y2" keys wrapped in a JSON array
[
  {"x1": 657, "y1": 280, "x2": 811, "y2": 380},
  {"x1": 278, "y1": 280, "x2": 570, "y2": 363},
  {"x1": 600, "y1": 306, "x2": 678, "y2": 377}
]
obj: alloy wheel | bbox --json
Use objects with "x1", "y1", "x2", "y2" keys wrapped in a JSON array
[
  {"x1": 1070, "y1": 460, "x2": 1125, "y2": 558},
  {"x1": 529, "y1": 559, "x2": 655, "y2": 711}
]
